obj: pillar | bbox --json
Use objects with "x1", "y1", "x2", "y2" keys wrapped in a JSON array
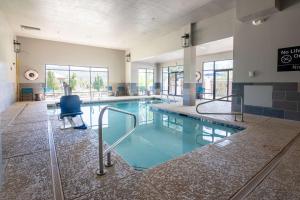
[
  {"x1": 183, "y1": 46, "x2": 196, "y2": 106},
  {"x1": 154, "y1": 63, "x2": 161, "y2": 95}
]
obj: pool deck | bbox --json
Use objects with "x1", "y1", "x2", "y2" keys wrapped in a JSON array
[{"x1": 1, "y1": 98, "x2": 300, "y2": 199}]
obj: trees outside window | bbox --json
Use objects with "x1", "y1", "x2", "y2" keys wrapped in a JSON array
[
  {"x1": 45, "y1": 65, "x2": 108, "y2": 100},
  {"x1": 92, "y1": 74, "x2": 104, "y2": 99},
  {"x1": 69, "y1": 72, "x2": 78, "y2": 91},
  {"x1": 46, "y1": 71, "x2": 59, "y2": 92}
]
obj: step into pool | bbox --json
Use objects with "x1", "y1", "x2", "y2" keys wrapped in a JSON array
[{"x1": 49, "y1": 98, "x2": 243, "y2": 170}]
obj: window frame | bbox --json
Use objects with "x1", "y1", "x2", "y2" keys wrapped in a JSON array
[
  {"x1": 138, "y1": 68, "x2": 154, "y2": 95},
  {"x1": 202, "y1": 59, "x2": 233, "y2": 101},
  {"x1": 45, "y1": 64, "x2": 109, "y2": 100}
]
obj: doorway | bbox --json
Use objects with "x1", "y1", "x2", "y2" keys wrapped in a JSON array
[
  {"x1": 215, "y1": 69, "x2": 232, "y2": 100},
  {"x1": 203, "y1": 60, "x2": 233, "y2": 100},
  {"x1": 162, "y1": 65, "x2": 184, "y2": 96},
  {"x1": 169, "y1": 71, "x2": 183, "y2": 96}
]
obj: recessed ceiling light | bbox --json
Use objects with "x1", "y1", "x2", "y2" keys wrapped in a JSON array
[
  {"x1": 252, "y1": 18, "x2": 267, "y2": 26},
  {"x1": 20, "y1": 25, "x2": 41, "y2": 31}
]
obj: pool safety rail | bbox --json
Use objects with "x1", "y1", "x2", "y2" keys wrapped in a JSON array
[
  {"x1": 160, "y1": 94, "x2": 177, "y2": 104},
  {"x1": 196, "y1": 94, "x2": 244, "y2": 122},
  {"x1": 97, "y1": 106, "x2": 137, "y2": 176}
]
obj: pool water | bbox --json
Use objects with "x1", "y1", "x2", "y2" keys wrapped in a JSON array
[{"x1": 49, "y1": 99, "x2": 242, "y2": 170}]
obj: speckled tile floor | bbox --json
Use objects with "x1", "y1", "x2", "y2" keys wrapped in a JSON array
[
  {"x1": 0, "y1": 102, "x2": 54, "y2": 200},
  {"x1": 0, "y1": 100, "x2": 300, "y2": 200}
]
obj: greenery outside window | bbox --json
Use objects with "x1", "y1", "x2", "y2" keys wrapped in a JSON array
[{"x1": 45, "y1": 65, "x2": 108, "y2": 100}]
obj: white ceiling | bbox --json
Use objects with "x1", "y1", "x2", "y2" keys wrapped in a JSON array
[
  {"x1": 0, "y1": 0, "x2": 234, "y2": 50},
  {"x1": 138, "y1": 37, "x2": 233, "y2": 63}
]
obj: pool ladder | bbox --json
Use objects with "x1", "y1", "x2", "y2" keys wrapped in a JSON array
[
  {"x1": 97, "y1": 106, "x2": 137, "y2": 176},
  {"x1": 196, "y1": 94, "x2": 244, "y2": 122}
]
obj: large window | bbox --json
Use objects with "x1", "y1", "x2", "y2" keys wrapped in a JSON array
[
  {"x1": 202, "y1": 60, "x2": 233, "y2": 100},
  {"x1": 138, "y1": 68, "x2": 154, "y2": 95},
  {"x1": 45, "y1": 65, "x2": 108, "y2": 100}
]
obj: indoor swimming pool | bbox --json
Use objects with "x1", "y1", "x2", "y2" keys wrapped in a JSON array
[{"x1": 49, "y1": 98, "x2": 243, "y2": 170}]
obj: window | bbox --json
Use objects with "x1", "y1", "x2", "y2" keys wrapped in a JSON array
[
  {"x1": 45, "y1": 65, "x2": 108, "y2": 100},
  {"x1": 138, "y1": 68, "x2": 154, "y2": 95},
  {"x1": 202, "y1": 60, "x2": 233, "y2": 100}
]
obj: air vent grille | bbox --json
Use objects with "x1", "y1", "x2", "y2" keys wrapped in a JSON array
[{"x1": 21, "y1": 25, "x2": 41, "y2": 31}]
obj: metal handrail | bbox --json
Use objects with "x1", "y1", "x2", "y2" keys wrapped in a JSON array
[
  {"x1": 97, "y1": 106, "x2": 137, "y2": 176},
  {"x1": 196, "y1": 94, "x2": 244, "y2": 122},
  {"x1": 169, "y1": 95, "x2": 176, "y2": 103},
  {"x1": 160, "y1": 94, "x2": 176, "y2": 104}
]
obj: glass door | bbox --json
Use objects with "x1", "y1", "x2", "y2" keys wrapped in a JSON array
[
  {"x1": 176, "y1": 72, "x2": 183, "y2": 96},
  {"x1": 203, "y1": 60, "x2": 233, "y2": 101},
  {"x1": 168, "y1": 72, "x2": 183, "y2": 96},
  {"x1": 215, "y1": 69, "x2": 232, "y2": 100},
  {"x1": 202, "y1": 62, "x2": 214, "y2": 99},
  {"x1": 169, "y1": 73, "x2": 176, "y2": 95}
]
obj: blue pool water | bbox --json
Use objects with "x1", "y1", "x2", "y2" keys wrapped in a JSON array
[{"x1": 49, "y1": 98, "x2": 242, "y2": 170}]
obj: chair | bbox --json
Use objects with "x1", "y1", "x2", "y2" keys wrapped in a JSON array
[
  {"x1": 59, "y1": 95, "x2": 87, "y2": 129},
  {"x1": 117, "y1": 85, "x2": 125, "y2": 96},
  {"x1": 196, "y1": 86, "x2": 205, "y2": 99},
  {"x1": 21, "y1": 88, "x2": 34, "y2": 101},
  {"x1": 107, "y1": 85, "x2": 114, "y2": 96}
]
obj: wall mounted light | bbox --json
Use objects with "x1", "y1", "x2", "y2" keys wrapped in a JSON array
[
  {"x1": 181, "y1": 33, "x2": 190, "y2": 48},
  {"x1": 248, "y1": 71, "x2": 255, "y2": 77},
  {"x1": 125, "y1": 53, "x2": 131, "y2": 62},
  {"x1": 13, "y1": 40, "x2": 21, "y2": 53}
]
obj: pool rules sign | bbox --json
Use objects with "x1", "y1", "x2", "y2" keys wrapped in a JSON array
[{"x1": 278, "y1": 46, "x2": 300, "y2": 71}]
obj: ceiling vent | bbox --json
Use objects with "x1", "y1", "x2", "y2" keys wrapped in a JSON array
[
  {"x1": 20, "y1": 25, "x2": 41, "y2": 31},
  {"x1": 236, "y1": 0, "x2": 280, "y2": 23}
]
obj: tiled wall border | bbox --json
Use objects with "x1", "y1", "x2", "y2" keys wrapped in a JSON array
[{"x1": 232, "y1": 82, "x2": 300, "y2": 121}]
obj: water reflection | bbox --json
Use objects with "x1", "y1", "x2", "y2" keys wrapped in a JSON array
[{"x1": 48, "y1": 99, "x2": 241, "y2": 169}]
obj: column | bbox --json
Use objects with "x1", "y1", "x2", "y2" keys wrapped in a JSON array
[
  {"x1": 183, "y1": 46, "x2": 196, "y2": 106},
  {"x1": 125, "y1": 61, "x2": 132, "y2": 95},
  {"x1": 154, "y1": 63, "x2": 161, "y2": 95}
]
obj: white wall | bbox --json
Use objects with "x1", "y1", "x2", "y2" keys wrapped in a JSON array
[
  {"x1": 17, "y1": 37, "x2": 126, "y2": 86},
  {"x1": 157, "y1": 51, "x2": 233, "y2": 83},
  {"x1": 0, "y1": 11, "x2": 16, "y2": 112},
  {"x1": 234, "y1": 1, "x2": 300, "y2": 82},
  {"x1": 131, "y1": 9, "x2": 235, "y2": 62}
]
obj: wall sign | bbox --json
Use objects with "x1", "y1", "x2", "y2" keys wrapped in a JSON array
[{"x1": 278, "y1": 46, "x2": 300, "y2": 71}]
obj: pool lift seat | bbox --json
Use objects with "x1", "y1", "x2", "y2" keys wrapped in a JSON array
[{"x1": 59, "y1": 95, "x2": 87, "y2": 130}]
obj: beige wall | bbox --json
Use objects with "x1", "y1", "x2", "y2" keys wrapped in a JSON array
[
  {"x1": 0, "y1": 11, "x2": 16, "y2": 112},
  {"x1": 234, "y1": 0, "x2": 300, "y2": 82},
  {"x1": 17, "y1": 37, "x2": 126, "y2": 87}
]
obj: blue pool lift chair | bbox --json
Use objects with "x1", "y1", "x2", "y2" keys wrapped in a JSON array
[{"x1": 59, "y1": 95, "x2": 87, "y2": 130}]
